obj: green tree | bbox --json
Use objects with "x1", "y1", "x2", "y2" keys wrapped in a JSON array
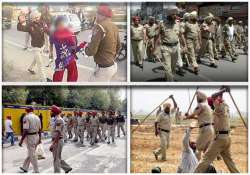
[{"x1": 3, "y1": 87, "x2": 29, "y2": 104}]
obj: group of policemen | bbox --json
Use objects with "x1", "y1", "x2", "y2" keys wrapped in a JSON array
[
  {"x1": 18, "y1": 105, "x2": 126, "y2": 173},
  {"x1": 17, "y1": 3, "x2": 121, "y2": 82},
  {"x1": 61, "y1": 110, "x2": 126, "y2": 146},
  {"x1": 131, "y1": 5, "x2": 248, "y2": 81},
  {"x1": 153, "y1": 87, "x2": 240, "y2": 173}
]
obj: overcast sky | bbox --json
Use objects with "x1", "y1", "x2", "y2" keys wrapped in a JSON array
[{"x1": 131, "y1": 87, "x2": 247, "y2": 115}]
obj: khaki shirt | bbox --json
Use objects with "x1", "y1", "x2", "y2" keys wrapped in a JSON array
[
  {"x1": 85, "y1": 19, "x2": 121, "y2": 66},
  {"x1": 145, "y1": 24, "x2": 158, "y2": 39},
  {"x1": 23, "y1": 113, "x2": 41, "y2": 133},
  {"x1": 77, "y1": 116, "x2": 86, "y2": 127},
  {"x1": 184, "y1": 22, "x2": 200, "y2": 40},
  {"x1": 159, "y1": 21, "x2": 181, "y2": 44},
  {"x1": 155, "y1": 109, "x2": 176, "y2": 131},
  {"x1": 73, "y1": 116, "x2": 78, "y2": 127},
  {"x1": 131, "y1": 24, "x2": 144, "y2": 40},
  {"x1": 90, "y1": 116, "x2": 99, "y2": 127},
  {"x1": 213, "y1": 102, "x2": 230, "y2": 132},
  {"x1": 194, "y1": 103, "x2": 213, "y2": 126},
  {"x1": 52, "y1": 116, "x2": 64, "y2": 138}
]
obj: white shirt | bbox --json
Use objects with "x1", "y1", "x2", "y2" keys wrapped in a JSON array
[
  {"x1": 5, "y1": 119, "x2": 13, "y2": 133},
  {"x1": 177, "y1": 128, "x2": 198, "y2": 173},
  {"x1": 228, "y1": 25, "x2": 234, "y2": 41}
]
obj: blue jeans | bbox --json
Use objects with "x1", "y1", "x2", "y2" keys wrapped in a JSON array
[{"x1": 6, "y1": 132, "x2": 14, "y2": 145}]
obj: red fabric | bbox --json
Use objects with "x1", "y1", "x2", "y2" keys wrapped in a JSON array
[
  {"x1": 79, "y1": 111, "x2": 83, "y2": 116},
  {"x1": 132, "y1": 16, "x2": 140, "y2": 22},
  {"x1": 53, "y1": 59, "x2": 78, "y2": 82},
  {"x1": 7, "y1": 116, "x2": 11, "y2": 119},
  {"x1": 54, "y1": 28, "x2": 75, "y2": 44},
  {"x1": 97, "y1": 4, "x2": 112, "y2": 17},
  {"x1": 51, "y1": 105, "x2": 61, "y2": 115},
  {"x1": 207, "y1": 97, "x2": 214, "y2": 107}
]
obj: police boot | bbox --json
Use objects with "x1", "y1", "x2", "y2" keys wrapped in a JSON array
[
  {"x1": 197, "y1": 58, "x2": 202, "y2": 64},
  {"x1": 232, "y1": 56, "x2": 237, "y2": 62},
  {"x1": 112, "y1": 138, "x2": 115, "y2": 143},
  {"x1": 194, "y1": 67, "x2": 199, "y2": 75},
  {"x1": 176, "y1": 67, "x2": 186, "y2": 76},
  {"x1": 209, "y1": 63, "x2": 218, "y2": 68}
]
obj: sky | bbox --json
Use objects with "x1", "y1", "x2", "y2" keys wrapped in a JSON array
[{"x1": 131, "y1": 87, "x2": 247, "y2": 116}]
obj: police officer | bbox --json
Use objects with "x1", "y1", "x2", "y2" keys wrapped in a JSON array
[
  {"x1": 72, "y1": 111, "x2": 78, "y2": 142},
  {"x1": 17, "y1": 10, "x2": 49, "y2": 82},
  {"x1": 145, "y1": 16, "x2": 158, "y2": 62},
  {"x1": 155, "y1": 6, "x2": 187, "y2": 81},
  {"x1": 85, "y1": 3, "x2": 121, "y2": 82},
  {"x1": 90, "y1": 112, "x2": 99, "y2": 145},
  {"x1": 86, "y1": 112, "x2": 92, "y2": 141},
  {"x1": 222, "y1": 17, "x2": 238, "y2": 62},
  {"x1": 99, "y1": 111, "x2": 107, "y2": 141},
  {"x1": 106, "y1": 111, "x2": 115, "y2": 144},
  {"x1": 153, "y1": 95, "x2": 177, "y2": 161},
  {"x1": 194, "y1": 88, "x2": 239, "y2": 173},
  {"x1": 62, "y1": 113, "x2": 68, "y2": 143},
  {"x1": 77, "y1": 111, "x2": 86, "y2": 146},
  {"x1": 19, "y1": 107, "x2": 41, "y2": 173},
  {"x1": 117, "y1": 111, "x2": 126, "y2": 137},
  {"x1": 131, "y1": 16, "x2": 146, "y2": 68},
  {"x1": 184, "y1": 11, "x2": 201, "y2": 74},
  {"x1": 184, "y1": 91, "x2": 215, "y2": 160},
  {"x1": 198, "y1": 14, "x2": 218, "y2": 67},
  {"x1": 49, "y1": 105, "x2": 72, "y2": 173}
]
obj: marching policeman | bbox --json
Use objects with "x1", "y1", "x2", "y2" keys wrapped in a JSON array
[
  {"x1": 99, "y1": 111, "x2": 107, "y2": 141},
  {"x1": 106, "y1": 111, "x2": 116, "y2": 144},
  {"x1": 85, "y1": 3, "x2": 121, "y2": 82},
  {"x1": 90, "y1": 112, "x2": 99, "y2": 145},
  {"x1": 77, "y1": 111, "x2": 86, "y2": 146},
  {"x1": 72, "y1": 111, "x2": 78, "y2": 142},
  {"x1": 67, "y1": 113, "x2": 73, "y2": 139},
  {"x1": 117, "y1": 111, "x2": 126, "y2": 137},
  {"x1": 19, "y1": 107, "x2": 41, "y2": 173},
  {"x1": 194, "y1": 88, "x2": 239, "y2": 173},
  {"x1": 49, "y1": 105, "x2": 72, "y2": 173},
  {"x1": 153, "y1": 95, "x2": 177, "y2": 161}
]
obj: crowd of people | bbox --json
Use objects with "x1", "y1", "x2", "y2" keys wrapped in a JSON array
[
  {"x1": 17, "y1": 3, "x2": 121, "y2": 82},
  {"x1": 152, "y1": 87, "x2": 241, "y2": 173},
  {"x1": 131, "y1": 5, "x2": 248, "y2": 81}
]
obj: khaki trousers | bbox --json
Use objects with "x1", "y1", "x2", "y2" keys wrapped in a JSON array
[
  {"x1": 132, "y1": 40, "x2": 144, "y2": 65},
  {"x1": 22, "y1": 135, "x2": 39, "y2": 173},
  {"x1": 194, "y1": 136, "x2": 239, "y2": 173},
  {"x1": 99, "y1": 123, "x2": 107, "y2": 141},
  {"x1": 89, "y1": 62, "x2": 117, "y2": 82},
  {"x1": 29, "y1": 47, "x2": 47, "y2": 81},
  {"x1": 161, "y1": 45, "x2": 178, "y2": 81},
  {"x1": 73, "y1": 126, "x2": 78, "y2": 140},
  {"x1": 199, "y1": 39, "x2": 216, "y2": 64},
  {"x1": 90, "y1": 126, "x2": 98, "y2": 145},
  {"x1": 107, "y1": 125, "x2": 115, "y2": 142},
  {"x1": 154, "y1": 130, "x2": 170, "y2": 160},
  {"x1": 186, "y1": 38, "x2": 199, "y2": 68},
  {"x1": 52, "y1": 139, "x2": 71, "y2": 173},
  {"x1": 117, "y1": 122, "x2": 125, "y2": 136},
  {"x1": 77, "y1": 126, "x2": 85, "y2": 144}
]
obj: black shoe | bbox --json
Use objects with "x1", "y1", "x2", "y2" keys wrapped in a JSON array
[
  {"x1": 23, "y1": 47, "x2": 28, "y2": 50},
  {"x1": 232, "y1": 57, "x2": 237, "y2": 62},
  {"x1": 73, "y1": 139, "x2": 78, "y2": 142},
  {"x1": 46, "y1": 78, "x2": 52, "y2": 82},
  {"x1": 197, "y1": 59, "x2": 201, "y2": 64},
  {"x1": 107, "y1": 141, "x2": 110, "y2": 144},
  {"x1": 139, "y1": 64, "x2": 143, "y2": 68},
  {"x1": 194, "y1": 67, "x2": 199, "y2": 75},
  {"x1": 117, "y1": 135, "x2": 120, "y2": 137},
  {"x1": 210, "y1": 63, "x2": 218, "y2": 68},
  {"x1": 20, "y1": 167, "x2": 28, "y2": 173},
  {"x1": 177, "y1": 67, "x2": 186, "y2": 76},
  {"x1": 28, "y1": 69, "x2": 35, "y2": 74},
  {"x1": 65, "y1": 168, "x2": 73, "y2": 173}
]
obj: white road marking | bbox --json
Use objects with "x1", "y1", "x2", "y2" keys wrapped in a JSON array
[{"x1": 4, "y1": 39, "x2": 95, "y2": 72}]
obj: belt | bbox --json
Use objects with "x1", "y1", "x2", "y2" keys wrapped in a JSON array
[
  {"x1": 132, "y1": 39, "x2": 143, "y2": 41},
  {"x1": 162, "y1": 42, "x2": 178, "y2": 47},
  {"x1": 202, "y1": 36, "x2": 212, "y2": 40},
  {"x1": 98, "y1": 62, "x2": 114, "y2": 68},
  {"x1": 27, "y1": 132, "x2": 38, "y2": 135},
  {"x1": 218, "y1": 131, "x2": 229, "y2": 134},
  {"x1": 199, "y1": 123, "x2": 213, "y2": 128},
  {"x1": 159, "y1": 128, "x2": 170, "y2": 133}
]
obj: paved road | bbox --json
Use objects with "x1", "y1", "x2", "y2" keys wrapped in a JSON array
[
  {"x1": 131, "y1": 45, "x2": 248, "y2": 82},
  {"x1": 3, "y1": 135, "x2": 126, "y2": 173},
  {"x1": 3, "y1": 25, "x2": 126, "y2": 82}
]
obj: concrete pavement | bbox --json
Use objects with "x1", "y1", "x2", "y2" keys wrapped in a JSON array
[
  {"x1": 3, "y1": 135, "x2": 126, "y2": 173},
  {"x1": 3, "y1": 26, "x2": 126, "y2": 82}
]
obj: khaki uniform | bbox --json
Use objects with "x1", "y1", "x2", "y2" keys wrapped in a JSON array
[
  {"x1": 215, "y1": 24, "x2": 223, "y2": 52},
  {"x1": 90, "y1": 116, "x2": 99, "y2": 145},
  {"x1": 21, "y1": 112, "x2": 41, "y2": 173},
  {"x1": 67, "y1": 116, "x2": 73, "y2": 139},
  {"x1": 106, "y1": 116, "x2": 115, "y2": 143},
  {"x1": 195, "y1": 102, "x2": 239, "y2": 173},
  {"x1": 235, "y1": 24, "x2": 245, "y2": 48},
  {"x1": 77, "y1": 116, "x2": 86, "y2": 144},
  {"x1": 184, "y1": 22, "x2": 200, "y2": 68},
  {"x1": 62, "y1": 116, "x2": 68, "y2": 142},
  {"x1": 85, "y1": 19, "x2": 121, "y2": 82},
  {"x1": 145, "y1": 23, "x2": 158, "y2": 60},
  {"x1": 131, "y1": 24, "x2": 145, "y2": 65},
  {"x1": 85, "y1": 115, "x2": 91, "y2": 140},
  {"x1": 52, "y1": 116, "x2": 71, "y2": 173},
  {"x1": 159, "y1": 21, "x2": 181, "y2": 81},
  {"x1": 99, "y1": 115, "x2": 107, "y2": 141},
  {"x1": 73, "y1": 115, "x2": 78, "y2": 141},
  {"x1": 199, "y1": 22, "x2": 217, "y2": 63},
  {"x1": 154, "y1": 110, "x2": 176, "y2": 160},
  {"x1": 195, "y1": 103, "x2": 215, "y2": 160}
]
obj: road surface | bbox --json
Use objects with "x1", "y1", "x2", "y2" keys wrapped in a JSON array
[
  {"x1": 131, "y1": 45, "x2": 248, "y2": 82},
  {"x1": 3, "y1": 135, "x2": 126, "y2": 173},
  {"x1": 3, "y1": 24, "x2": 126, "y2": 82}
]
